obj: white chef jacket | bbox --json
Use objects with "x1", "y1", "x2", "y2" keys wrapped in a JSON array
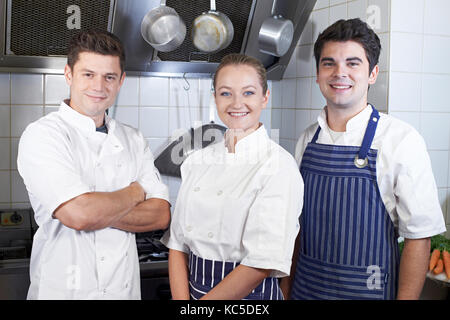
[
  {"x1": 17, "y1": 101, "x2": 169, "y2": 300},
  {"x1": 162, "y1": 125, "x2": 304, "y2": 278},
  {"x1": 295, "y1": 104, "x2": 446, "y2": 239}
]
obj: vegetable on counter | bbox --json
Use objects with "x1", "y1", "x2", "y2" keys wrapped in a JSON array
[
  {"x1": 433, "y1": 258, "x2": 444, "y2": 275},
  {"x1": 443, "y1": 250, "x2": 450, "y2": 279},
  {"x1": 429, "y1": 249, "x2": 441, "y2": 271},
  {"x1": 426, "y1": 235, "x2": 450, "y2": 280}
]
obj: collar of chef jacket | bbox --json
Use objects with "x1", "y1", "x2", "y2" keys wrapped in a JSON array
[
  {"x1": 58, "y1": 100, "x2": 124, "y2": 156},
  {"x1": 316, "y1": 104, "x2": 375, "y2": 146},
  {"x1": 226, "y1": 124, "x2": 271, "y2": 153}
]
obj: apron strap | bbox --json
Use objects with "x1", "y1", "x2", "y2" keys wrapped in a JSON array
[
  {"x1": 310, "y1": 106, "x2": 380, "y2": 159},
  {"x1": 358, "y1": 107, "x2": 380, "y2": 160},
  {"x1": 311, "y1": 126, "x2": 321, "y2": 144}
]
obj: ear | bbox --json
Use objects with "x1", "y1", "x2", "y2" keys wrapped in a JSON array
[
  {"x1": 119, "y1": 72, "x2": 126, "y2": 88},
  {"x1": 64, "y1": 64, "x2": 73, "y2": 86},
  {"x1": 316, "y1": 65, "x2": 320, "y2": 83},
  {"x1": 261, "y1": 89, "x2": 270, "y2": 110},
  {"x1": 368, "y1": 65, "x2": 379, "y2": 85}
]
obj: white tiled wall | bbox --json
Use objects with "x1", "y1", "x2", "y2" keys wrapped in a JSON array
[
  {"x1": 274, "y1": 0, "x2": 450, "y2": 233},
  {"x1": 0, "y1": 73, "x2": 272, "y2": 208},
  {"x1": 388, "y1": 0, "x2": 450, "y2": 235}
]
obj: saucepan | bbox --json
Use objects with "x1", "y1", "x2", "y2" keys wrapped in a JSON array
[
  {"x1": 140, "y1": 0, "x2": 186, "y2": 52},
  {"x1": 258, "y1": 0, "x2": 294, "y2": 57},
  {"x1": 191, "y1": 0, "x2": 234, "y2": 53}
]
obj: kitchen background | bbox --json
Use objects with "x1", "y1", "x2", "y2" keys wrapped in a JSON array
[{"x1": 0, "y1": 0, "x2": 449, "y2": 237}]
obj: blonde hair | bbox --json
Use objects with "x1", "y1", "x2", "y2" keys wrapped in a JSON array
[{"x1": 213, "y1": 53, "x2": 268, "y2": 94}]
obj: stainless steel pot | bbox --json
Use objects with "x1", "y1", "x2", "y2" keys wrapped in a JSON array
[
  {"x1": 140, "y1": 0, "x2": 186, "y2": 52},
  {"x1": 191, "y1": 0, "x2": 234, "y2": 53},
  {"x1": 258, "y1": 0, "x2": 294, "y2": 57}
]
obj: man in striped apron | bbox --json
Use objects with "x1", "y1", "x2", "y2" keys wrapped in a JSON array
[
  {"x1": 292, "y1": 106, "x2": 399, "y2": 299},
  {"x1": 287, "y1": 19, "x2": 446, "y2": 300}
]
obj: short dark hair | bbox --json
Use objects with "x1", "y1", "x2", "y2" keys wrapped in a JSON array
[
  {"x1": 67, "y1": 29, "x2": 126, "y2": 74},
  {"x1": 314, "y1": 18, "x2": 381, "y2": 74},
  {"x1": 213, "y1": 53, "x2": 268, "y2": 95}
]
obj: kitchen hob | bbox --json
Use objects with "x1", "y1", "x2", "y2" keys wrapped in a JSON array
[{"x1": 136, "y1": 230, "x2": 169, "y2": 279}]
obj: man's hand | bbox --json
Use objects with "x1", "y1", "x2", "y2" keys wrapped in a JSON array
[{"x1": 129, "y1": 181, "x2": 146, "y2": 204}]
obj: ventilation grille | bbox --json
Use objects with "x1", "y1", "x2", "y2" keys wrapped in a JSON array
[
  {"x1": 158, "y1": 0, "x2": 253, "y2": 63},
  {"x1": 8, "y1": 0, "x2": 113, "y2": 56}
]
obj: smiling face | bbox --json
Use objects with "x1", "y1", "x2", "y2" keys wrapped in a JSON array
[
  {"x1": 214, "y1": 64, "x2": 269, "y2": 133},
  {"x1": 316, "y1": 40, "x2": 378, "y2": 114},
  {"x1": 64, "y1": 51, "x2": 125, "y2": 127}
]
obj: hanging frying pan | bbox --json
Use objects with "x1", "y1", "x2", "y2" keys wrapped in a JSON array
[
  {"x1": 141, "y1": 0, "x2": 186, "y2": 52},
  {"x1": 154, "y1": 78, "x2": 226, "y2": 178},
  {"x1": 191, "y1": 0, "x2": 234, "y2": 53}
]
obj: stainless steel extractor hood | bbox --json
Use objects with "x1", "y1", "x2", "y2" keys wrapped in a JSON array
[{"x1": 0, "y1": 0, "x2": 316, "y2": 80}]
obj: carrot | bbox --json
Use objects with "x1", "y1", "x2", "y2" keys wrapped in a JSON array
[
  {"x1": 443, "y1": 250, "x2": 450, "y2": 279},
  {"x1": 433, "y1": 258, "x2": 444, "y2": 275},
  {"x1": 429, "y1": 249, "x2": 441, "y2": 271}
]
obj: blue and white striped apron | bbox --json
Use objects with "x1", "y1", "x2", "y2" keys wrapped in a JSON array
[
  {"x1": 188, "y1": 252, "x2": 284, "y2": 300},
  {"x1": 291, "y1": 108, "x2": 400, "y2": 300}
]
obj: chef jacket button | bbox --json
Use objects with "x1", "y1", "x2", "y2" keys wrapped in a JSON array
[
  {"x1": 208, "y1": 232, "x2": 214, "y2": 238},
  {"x1": 186, "y1": 226, "x2": 193, "y2": 232},
  {"x1": 103, "y1": 289, "x2": 107, "y2": 295},
  {"x1": 100, "y1": 256, "x2": 105, "y2": 261},
  {"x1": 117, "y1": 163, "x2": 122, "y2": 168},
  {"x1": 194, "y1": 187, "x2": 200, "y2": 192},
  {"x1": 217, "y1": 190, "x2": 223, "y2": 196},
  {"x1": 96, "y1": 162, "x2": 101, "y2": 167}
]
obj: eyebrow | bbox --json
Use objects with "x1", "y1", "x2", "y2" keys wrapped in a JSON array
[
  {"x1": 320, "y1": 57, "x2": 363, "y2": 63},
  {"x1": 217, "y1": 85, "x2": 257, "y2": 90},
  {"x1": 80, "y1": 68, "x2": 119, "y2": 76}
]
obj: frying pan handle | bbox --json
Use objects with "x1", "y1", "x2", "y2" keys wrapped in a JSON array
[
  {"x1": 271, "y1": 0, "x2": 278, "y2": 16},
  {"x1": 210, "y1": 0, "x2": 216, "y2": 12}
]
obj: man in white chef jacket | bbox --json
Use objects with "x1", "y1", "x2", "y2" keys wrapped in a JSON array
[{"x1": 17, "y1": 30, "x2": 170, "y2": 300}]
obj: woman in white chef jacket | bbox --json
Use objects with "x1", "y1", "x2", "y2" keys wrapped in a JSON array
[{"x1": 161, "y1": 54, "x2": 303, "y2": 300}]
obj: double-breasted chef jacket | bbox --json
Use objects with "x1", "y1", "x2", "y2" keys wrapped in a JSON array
[
  {"x1": 162, "y1": 125, "x2": 304, "y2": 289},
  {"x1": 17, "y1": 101, "x2": 169, "y2": 299}
]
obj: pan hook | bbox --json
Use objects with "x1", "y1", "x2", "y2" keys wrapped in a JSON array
[{"x1": 183, "y1": 73, "x2": 190, "y2": 91}]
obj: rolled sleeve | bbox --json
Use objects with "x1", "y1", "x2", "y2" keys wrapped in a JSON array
[
  {"x1": 240, "y1": 154, "x2": 303, "y2": 278},
  {"x1": 160, "y1": 157, "x2": 193, "y2": 253},
  {"x1": 393, "y1": 131, "x2": 446, "y2": 238},
  {"x1": 160, "y1": 189, "x2": 189, "y2": 254},
  {"x1": 136, "y1": 135, "x2": 170, "y2": 203},
  {"x1": 17, "y1": 123, "x2": 91, "y2": 224}
]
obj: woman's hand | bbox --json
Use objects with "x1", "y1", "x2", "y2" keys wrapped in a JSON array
[{"x1": 200, "y1": 264, "x2": 272, "y2": 300}]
